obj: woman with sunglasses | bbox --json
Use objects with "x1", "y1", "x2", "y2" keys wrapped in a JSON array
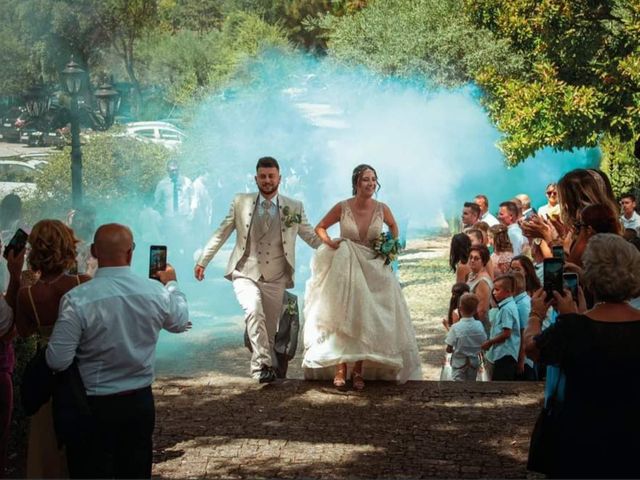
[{"x1": 537, "y1": 183, "x2": 560, "y2": 221}]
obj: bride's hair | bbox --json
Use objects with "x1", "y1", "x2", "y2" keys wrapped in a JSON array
[{"x1": 352, "y1": 164, "x2": 381, "y2": 195}]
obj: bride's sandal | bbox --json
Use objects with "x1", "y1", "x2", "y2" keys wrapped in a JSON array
[
  {"x1": 351, "y1": 371, "x2": 365, "y2": 391},
  {"x1": 333, "y1": 364, "x2": 347, "y2": 390}
]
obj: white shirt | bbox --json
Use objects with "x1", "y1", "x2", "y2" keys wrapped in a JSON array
[
  {"x1": 445, "y1": 317, "x2": 487, "y2": 368},
  {"x1": 154, "y1": 175, "x2": 193, "y2": 218},
  {"x1": 621, "y1": 211, "x2": 640, "y2": 234},
  {"x1": 507, "y1": 223, "x2": 527, "y2": 255},
  {"x1": 481, "y1": 211, "x2": 500, "y2": 226},
  {"x1": 46, "y1": 266, "x2": 190, "y2": 395}
]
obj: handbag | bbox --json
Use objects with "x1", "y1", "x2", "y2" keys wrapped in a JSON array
[{"x1": 527, "y1": 370, "x2": 562, "y2": 474}]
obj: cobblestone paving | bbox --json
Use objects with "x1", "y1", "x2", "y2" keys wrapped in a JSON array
[{"x1": 152, "y1": 376, "x2": 543, "y2": 479}]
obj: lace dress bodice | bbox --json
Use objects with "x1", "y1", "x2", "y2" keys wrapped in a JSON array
[{"x1": 339, "y1": 200, "x2": 384, "y2": 245}]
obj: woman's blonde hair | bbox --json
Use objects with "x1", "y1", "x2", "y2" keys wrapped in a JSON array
[
  {"x1": 489, "y1": 224, "x2": 513, "y2": 253},
  {"x1": 556, "y1": 169, "x2": 618, "y2": 227},
  {"x1": 28, "y1": 219, "x2": 79, "y2": 274},
  {"x1": 582, "y1": 234, "x2": 640, "y2": 302}
]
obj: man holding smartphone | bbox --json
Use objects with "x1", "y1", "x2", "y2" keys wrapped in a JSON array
[
  {"x1": 195, "y1": 157, "x2": 321, "y2": 383},
  {"x1": 46, "y1": 223, "x2": 191, "y2": 478}
]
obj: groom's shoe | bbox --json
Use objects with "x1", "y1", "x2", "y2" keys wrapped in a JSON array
[{"x1": 258, "y1": 365, "x2": 277, "y2": 384}]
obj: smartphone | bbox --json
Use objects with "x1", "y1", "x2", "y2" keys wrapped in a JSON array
[
  {"x1": 551, "y1": 245, "x2": 564, "y2": 261},
  {"x1": 563, "y1": 272, "x2": 579, "y2": 302},
  {"x1": 543, "y1": 258, "x2": 564, "y2": 301},
  {"x1": 149, "y1": 245, "x2": 167, "y2": 279},
  {"x1": 3, "y1": 228, "x2": 29, "y2": 259}
]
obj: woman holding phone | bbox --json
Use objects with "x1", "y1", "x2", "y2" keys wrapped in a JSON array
[
  {"x1": 525, "y1": 234, "x2": 640, "y2": 477},
  {"x1": 15, "y1": 220, "x2": 91, "y2": 478}
]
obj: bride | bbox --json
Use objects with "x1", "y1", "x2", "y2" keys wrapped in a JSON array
[{"x1": 302, "y1": 164, "x2": 422, "y2": 390}]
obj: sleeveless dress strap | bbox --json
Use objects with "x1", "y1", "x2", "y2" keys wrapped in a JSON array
[{"x1": 27, "y1": 286, "x2": 41, "y2": 328}]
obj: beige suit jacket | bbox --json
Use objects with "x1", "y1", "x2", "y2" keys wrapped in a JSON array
[{"x1": 196, "y1": 193, "x2": 321, "y2": 288}]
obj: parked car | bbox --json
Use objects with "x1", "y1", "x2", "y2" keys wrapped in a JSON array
[
  {"x1": 0, "y1": 158, "x2": 47, "y2": 200},
  {"x1": 21, "y1": 129, "x2": 66, "y2": 148},
  {"x1": 124, "y1": 122, "x2": 185, "y2": 150},
  {"x1": 0, "y1": 108, "x2": 25, "y2": 143}
]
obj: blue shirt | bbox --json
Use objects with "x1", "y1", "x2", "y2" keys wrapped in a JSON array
[
  {"x1": 487, "y1": 296, "x2": 520, "y2": 363},
  {"x1": 514, "y1": 292, "x2": 534, "y2": 368},
  {"x1": 445, "y1": 317, "x2": 487, "y2": 368},
  {"x1": 46, "y1": 266, "x2": 190, "y2": 395}
]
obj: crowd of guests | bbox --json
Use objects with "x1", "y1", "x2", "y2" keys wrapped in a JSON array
[
  {"x1": 445, "y1": 168, "x2": 640, "y2": 476},
  {"x1": 0, "y1": 208, "x2": 190, "y2": 478}
]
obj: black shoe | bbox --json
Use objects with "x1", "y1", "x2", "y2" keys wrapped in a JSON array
[{"x1": 258, "y1": 365, "x2": 276, "y2": 384}]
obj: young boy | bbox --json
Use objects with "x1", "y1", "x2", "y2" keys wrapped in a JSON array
[
  {"x1": 481, "y1": 274, "x2": 521, "y2": 381},
  {"x1": 445, "y1": 293, "x2": 488, "y2": 381}
]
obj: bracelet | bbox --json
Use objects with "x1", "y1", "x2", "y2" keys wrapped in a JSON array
[{"x1": 529, "y1": 312, "x2": 544, "y2": 322}]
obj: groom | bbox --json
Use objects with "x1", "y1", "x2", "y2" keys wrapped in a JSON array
[{"x1": 194, "y1": 157, "x2": 320, "y2": 382}]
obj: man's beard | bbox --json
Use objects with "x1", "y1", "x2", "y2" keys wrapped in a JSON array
[{"x1": 257, "y1": 182, "x2": 279, "y2": 196}]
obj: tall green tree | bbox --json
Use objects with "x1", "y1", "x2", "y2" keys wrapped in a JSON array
[
  {"x1": 137, "y1": 11, "x2": 289, "y2": 108},
  {"x1": 320, "y1": 0, "x2": 523, "y2": 87},
  {"x1": 465, "y1": 0, "x2": 640, "y2": 173}
]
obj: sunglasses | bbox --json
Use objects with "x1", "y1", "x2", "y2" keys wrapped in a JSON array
[{"x1": 546, "y1": 191, "x2": 557, "y2": 196}]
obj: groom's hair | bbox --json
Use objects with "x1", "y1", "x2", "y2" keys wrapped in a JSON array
[{"x1": 256, "y1": 156, "x2": 280, "y2": 171}]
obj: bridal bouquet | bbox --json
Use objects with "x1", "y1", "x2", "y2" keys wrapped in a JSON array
[{"x1": 371, "y1": 231, "x2": 403, "y2": 265}]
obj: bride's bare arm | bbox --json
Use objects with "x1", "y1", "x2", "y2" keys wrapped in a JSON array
[
  {"x1": 382, "y1": 203, "x2": 399, "y2": 239},
  {"x1": 315, "y1": 203, "x2": 342, "y2": 249}
]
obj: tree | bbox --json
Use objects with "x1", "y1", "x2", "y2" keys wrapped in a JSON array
[
  {"x1": 23, "y1": 133, "x2": 170, "y2": 221},
  {"x1": 319, "y1": 0, "x2": 523, "y2": 87},
  {"x1": 137, "y1": 11, "x2": 289, "y2": 108},
  {"x1": 465, "y1": 0, "x2": 640, "y2": 169}
]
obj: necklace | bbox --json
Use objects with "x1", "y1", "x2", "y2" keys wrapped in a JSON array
[{"x1": 38, "y1": 272, "x2": 65, "y2": 285}]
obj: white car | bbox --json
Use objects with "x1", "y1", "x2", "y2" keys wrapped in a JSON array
[
  {"x1": 124, "y1": 122, "x2": 185, "y2": 150},
  {"x1": 0, "y1": 158, "x2": 47, "y2": 200}
]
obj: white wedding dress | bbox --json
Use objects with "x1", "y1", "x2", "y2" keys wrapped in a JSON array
[{"x1": 302, "y1": 201, "x2": 422, "y2": 383}]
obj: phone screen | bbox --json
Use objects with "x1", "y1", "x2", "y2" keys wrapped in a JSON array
[
  {"x1": 149, "y1": 245, "x2": 167, "y2": 279},
  {"x1": 3, "y1": 228, "x2": 29, "y2": 259},
  {"x1": 552, "y1": 245, "x2": 564, "y2": 261},
  {"x1": 563, "y1": 273, "x2": 579, "y2": 301},
  {"x1": 544, "y1": 258, "x2": 564, "y2": 301}
]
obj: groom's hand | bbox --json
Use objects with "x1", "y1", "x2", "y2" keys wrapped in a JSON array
[{"x1": 194, "y1": 264, "x2": 205, "y2": 281}]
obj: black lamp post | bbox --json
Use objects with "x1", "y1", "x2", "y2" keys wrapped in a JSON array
[
  {"x1": 62, "y1": 57, "x2": 85, "y2": 208},
  {"x1": 94, "y1": 78, "x2": 120, "y2": 130}
]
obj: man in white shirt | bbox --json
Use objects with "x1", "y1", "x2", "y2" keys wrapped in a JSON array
[
  {"x1": 154, "y1": 160, "x2": 193, "y2": 219},
  {"x1": 474, "y1": 194, "x2": 499, "y2": 226},
  {"x1": 46, "y1": 223, "x2": 190, "y2": 478},
  {"x1": 620, "y1": 193, "x2": 640, "y2": 235},
  {"x1": 498, "y1": 200, "x2": 527, "y2": 255}
]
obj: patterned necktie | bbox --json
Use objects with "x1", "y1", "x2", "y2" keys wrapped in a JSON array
[{"x1": 261, "y1": 199, "x2": 272, "y2": 232}]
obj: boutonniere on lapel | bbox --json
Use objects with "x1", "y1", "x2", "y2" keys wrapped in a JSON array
[
  {"x1": 285, "y1": 297, "x2": 298, "y2": 315},
  {"x1": 281, "y1": 205, "x2": 302, "y2": 228}
]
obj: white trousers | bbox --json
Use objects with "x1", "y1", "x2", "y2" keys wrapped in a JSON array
[{"x1": 232, "y1": 271, "x2": 287, "y2": 377}]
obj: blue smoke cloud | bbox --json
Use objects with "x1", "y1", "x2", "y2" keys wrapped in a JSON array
[{"x1": 154, "y1": 50, "x2": 598, "y2": 375}]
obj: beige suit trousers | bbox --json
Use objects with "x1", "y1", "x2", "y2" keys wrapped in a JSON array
[{"x1": 232, "y1": 270, "x2": 287, "y2": 376}]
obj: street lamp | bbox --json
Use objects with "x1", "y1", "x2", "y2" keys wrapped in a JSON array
[
  {"x1": 62, "y1": 57, "x2": 85, "y2": 208},
  {"x1": 94, "y1": 78, "x2": 120, "y2": 130}
]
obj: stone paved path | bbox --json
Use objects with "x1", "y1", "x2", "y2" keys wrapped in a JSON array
[{"x1": 152, "y1": 376, "x2": 543, "y2": 479}]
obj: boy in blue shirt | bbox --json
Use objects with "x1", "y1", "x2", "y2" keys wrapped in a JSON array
[
  {"x1": 445, "y1": 293, "x2": 487, "y2": 381},
  {"x1": 481, "y1": 274, "x2": 520, "y2": 380}
]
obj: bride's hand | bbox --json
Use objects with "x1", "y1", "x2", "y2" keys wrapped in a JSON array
[{"x1": 325, "y1": 238, "x2": 342, "y2": 249}]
